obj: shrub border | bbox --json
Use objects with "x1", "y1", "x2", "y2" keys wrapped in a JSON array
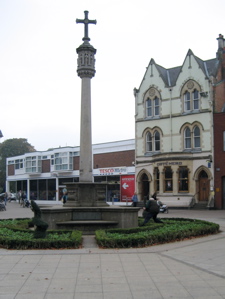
[
  {"x1": 95, "y1": 218, "x2": 220, "y2": 248},
  {"x1": 0, "y1": 219, "x2": 82, "y2": 249}
]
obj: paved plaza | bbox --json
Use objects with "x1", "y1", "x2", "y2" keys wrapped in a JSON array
[{"x1": 0, "y1": 202, "x2": 225, "y2": 299}]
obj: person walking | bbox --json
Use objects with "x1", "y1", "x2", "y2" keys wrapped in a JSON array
[
  {"x1": 62, "y1": 187, "x2": 68, "y2": 204},
  {"x1": 132, "y1": 192, "x2": 138, "y2": 207},
  {"x1": 141, "y1": 196, "x2": 163, "y2": 226}
]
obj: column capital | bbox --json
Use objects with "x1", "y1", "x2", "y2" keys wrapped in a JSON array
[{"x1": 76, "y1": 44, "x2": 96, "y2": 78}]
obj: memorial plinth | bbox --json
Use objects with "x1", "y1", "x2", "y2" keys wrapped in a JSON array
[{"x1": 65, "y1": 182, "x2": 108, "y2": 207}]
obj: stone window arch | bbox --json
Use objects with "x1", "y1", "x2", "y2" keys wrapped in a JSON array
[
  {"x1": 144, "y1": 128, "x2": 162, "y2": 153},
  {"x1": 181, "y1": 122, "x2": 203, "y2": 151},
  {"x1": 144, "y1": 87, "x2": 161, "y2": 118},
  {"x1": 181, "y1": 80, "x2": 201, "y2": 112}
]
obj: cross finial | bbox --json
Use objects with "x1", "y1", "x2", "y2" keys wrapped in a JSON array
[{"x1": 76, "y1": 11, "x2": 97, "y2": 42}]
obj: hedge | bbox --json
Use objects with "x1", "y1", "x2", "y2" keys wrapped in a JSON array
[
  {"x1": 95, "y1": 218, "x2": 220, "y2": 248},
  {"x1": 0, "y1": 219, "x2": 82, "y2": 249}
]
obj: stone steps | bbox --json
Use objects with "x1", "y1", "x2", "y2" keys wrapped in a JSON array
[{"x1": 192, "y1": 201, "x2": 208, "y2": 210}]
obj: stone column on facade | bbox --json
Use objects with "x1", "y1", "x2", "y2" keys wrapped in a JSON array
[
  {"x1": 159, "y1": 167, "x2": 164, "y2": 194},
  {"x1": 173, "y1": 167, "x2": 178, "y2": 194}
]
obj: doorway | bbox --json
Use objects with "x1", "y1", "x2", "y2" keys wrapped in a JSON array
[
  {"x1": 140, "y1": 173, "x2": 149, "y2": 203},
  {"x1": 198, "y1": 170, "x2": 209, "y2": 201}
]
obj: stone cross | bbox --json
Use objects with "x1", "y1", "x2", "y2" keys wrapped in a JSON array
[{"x1": 76, "y1": 11, "x2": 97, "y2": 42}]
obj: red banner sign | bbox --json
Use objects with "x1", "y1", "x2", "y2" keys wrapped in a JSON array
[{"x1": 120, "y1": 175, "x2": 135, "y2": 202}]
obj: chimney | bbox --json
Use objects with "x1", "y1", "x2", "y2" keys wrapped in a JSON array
[{"x1": 216, "y1": 34, "x2": 225, "y2": 59}]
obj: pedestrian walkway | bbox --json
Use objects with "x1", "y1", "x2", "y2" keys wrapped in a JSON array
[{"x1": 0, "y1": 202, "x2": 225, "y2": 299}]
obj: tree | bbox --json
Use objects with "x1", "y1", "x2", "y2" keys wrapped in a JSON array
[{"x1": 0, "y1": 138, "x2": 36, "y2": 192}]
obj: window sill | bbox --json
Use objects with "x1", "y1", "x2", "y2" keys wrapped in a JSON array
[
  {"x1": 144, "y1": 151, "x2": 161, "y2": 156},
  {"x1": 183, "y1": 148, "x2": 202, "y2": 153},
  {"x1": 145, "y1": 115, "x2": 160, "y2": 120},
  {"x1": 182, "y1": 110, "x2": 200, "y2": 115}
]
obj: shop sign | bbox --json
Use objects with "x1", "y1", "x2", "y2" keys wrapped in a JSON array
[
  {"x1": 156, "y1": 161, "x2": 182, "y2": 166},
  {"x1": 95, "y1": 167, "x2": 127, "y2": 176},
  {"x1": 120, "y1": 175, "x2": 135, "y2": 202}
]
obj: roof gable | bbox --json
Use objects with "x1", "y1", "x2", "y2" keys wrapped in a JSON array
[{"x1": 136, "y1": 50, "x2": 219, "y2": 91}]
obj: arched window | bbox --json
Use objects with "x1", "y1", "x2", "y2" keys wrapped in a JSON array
[
  {"x1": 182, "y1": 80, "x2": 201, "y2": 112},
  {"x1": 194, "y1": 126, "x2": 200, "y2": 148},
  {"x1": 146, "y1": 98, "x2": 152, "y2": 117},
  {"x1": 145, "y1": 130, "x2": 161, "y2": 153},
  {"x1": 144, "y1": 88, "x2": 161, "y2": 118},
  {"x1": 154, "y1": 131, "x2": 160, "y2": 151},
  {"x1": 183, "y1": 125, "x2": 201, "y2": 150},
  {"x1": 184, "y1": 127, "x2": 191, "y2": 149},
  {"x1": 146, "y1": 132, "x2": 152, "y2": 152},
  {"x1": 184, "y1": 91, "x2": 191, "y2": 111},
  {"x1": 154, "y1": 97, "x2": 159, "y2": 116},
  {"x1": 193, "y1": 89, "x2": 199, "y2": 110}
]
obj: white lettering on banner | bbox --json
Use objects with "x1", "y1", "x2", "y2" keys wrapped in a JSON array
[{"x1": 96, "y1": 167, "x2": 127, "y2": 176}]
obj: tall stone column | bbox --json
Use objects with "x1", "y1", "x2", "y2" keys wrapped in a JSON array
[
  {"x1": 76, "y1": 11, "x2": 96, "y2": 182},
  {"x1": 66, "y1": 11, "x2": 108, "y2": 207}
]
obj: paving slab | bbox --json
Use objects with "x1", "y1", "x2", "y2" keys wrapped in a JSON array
[{"x1": 0, "y1": 202, "x2": 225, "y2": 299}]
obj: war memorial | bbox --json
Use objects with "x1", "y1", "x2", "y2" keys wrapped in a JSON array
[{"x1": 40, "y1": 11, "x2": 139, "y2": 234}]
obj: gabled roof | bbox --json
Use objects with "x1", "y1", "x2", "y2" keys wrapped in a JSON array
[{"x1": 137, "y1": 50, "x2": 219, "y2": 90}]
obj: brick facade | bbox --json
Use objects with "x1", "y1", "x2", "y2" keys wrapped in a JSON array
[
  {"x1": 214, "y1": 114, "x2": 225, "y2": 209},
  {"x1": 93, "y1": 150, "x2": 135, "y2": 169}
]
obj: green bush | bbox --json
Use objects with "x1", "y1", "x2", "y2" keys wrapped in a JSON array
[
  {"x1": 95, "y1": 218, "x2": 220, "y2": 248},
  {"x1": 0, "y1": 219, "x2": 82, "y2": 249},
  {"x1": 0, "y1": 217, "x2": 220, "y2": 250}
]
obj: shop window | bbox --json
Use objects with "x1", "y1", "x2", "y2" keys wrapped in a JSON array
[
  {"x1": 30, "y1": 180, "x2": 38, "y2": 200},
  {"x1": 178, "y1": 166, "x2": 189, "y2": 192},
  {"x1": 164, "y1": 166, "x2": 173, "y2": 192},
  {"x1": 154, "y1": 167, "x2": 160, "y2": 192}
]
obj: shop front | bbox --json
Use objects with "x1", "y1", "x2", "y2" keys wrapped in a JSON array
[
  {"x1": 93, "y1": 167, "x2": 135, "y2": 203},
  {"x1": 136, "y1": 160, "x2": 213, "y2": 207}
]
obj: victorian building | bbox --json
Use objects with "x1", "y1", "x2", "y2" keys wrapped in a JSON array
[{"x1": 134, "y1": 34, "x2": 225, "y2": 209}]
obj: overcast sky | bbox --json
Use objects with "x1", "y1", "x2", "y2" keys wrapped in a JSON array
[{"x1": 0, "y1": 0, "x2": 224, "y2": 151}]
